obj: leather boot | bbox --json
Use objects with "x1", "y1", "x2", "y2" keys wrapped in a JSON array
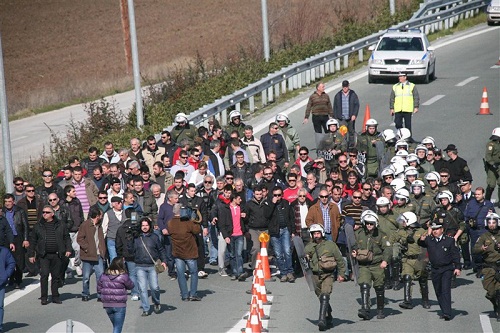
[
  {"x1": 318, "y1": 294, "x2": 329, "y2": 331},
  {"x1": 419, "y1": 279, "x2": 431, "y2": 309},
  {"x1": 496, "y1": 290, "x2": 500, "y2": 322},
  {"x1": 399, "y1": 275, "x2": 413, "y2": 309},
  {"x1": 375, "y1": 287, "x2": 385, "y2": 319},
  {"x1": 485, "y1": 186, "x2": 494, "y2": 201},
  {"x1": 384, "y1": 267, "x2": 392, "y2": 290},
  {"x1": 326, "y1": 303, "x2": 333, "y2": 327},
  {"x1": 358, "y1": 283, "x2": 371, "y2": 320},
  {"x1": 392, "y1": 260, "x2": 401, "y2": 290}
]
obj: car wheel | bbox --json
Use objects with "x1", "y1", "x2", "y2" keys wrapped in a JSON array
[
  {"x1": 487, "y1": 20, "x2": 494, "y2": 26},
  {"x1": 430, "y1": 64, "x2": 436, "y2": 81},
  {"x1": 422, "y1": 69, "x2": 430, "y2": 84},
  {"x1": 368, "y1": 74, "x2": 375, "y2": 84}
]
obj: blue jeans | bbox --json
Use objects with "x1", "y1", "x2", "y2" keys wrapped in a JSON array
[
  {"x1": 125, "y1": 261, "x2": 139, "y2": 297},
  {"x1": 82, "y1": 257, "x2": 104, "y2": 297},
  {"x1": 157, "y1": 231, "x2": 176, "y2": 277},
  {"x1": 107, "y1": 239, "x2": 117, "y2": 262},
  {"x1": 208, "y1": 224, "x2": 218, "y2": 263},
  {"x1": 271, "y1": 228, "x2": 293, "y2": 276},
  {"x1": 137, "y1": 265, "x2": 160, "y2": 312},
  {"x1": 105, "y1": 307, "x2": 126, "y2": 333},
  {"x1": 0, "y1": 284, "x2": 5, "y2": 332},
  {"x1": 174, "y1": 258, "x2": 198, "y2": 299},
  {"x1": 229, "y1": 235, "x2": 244, "y2": 277}
]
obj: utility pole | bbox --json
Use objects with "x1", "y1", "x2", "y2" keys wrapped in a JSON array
[
  {"x1": 0, "y1": 32, "x2": 14, "y2": 193},
  {"x1": 127, "y1": 0, "x2": 144, "y2": 128},
  {"x1": 261, "y1": 0, "x2": 270, "y2": 62},
  {"x1": 390, "y1": 0, "x2": 396, "y2": 16},
  {"x1": 120, "y1": 0, "x2": 132, "y2": 74}
]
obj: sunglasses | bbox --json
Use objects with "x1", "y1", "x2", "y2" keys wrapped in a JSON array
[
  {"x1": 440, "y1": 175, "x2": 449, "y2": 178},
  {"x1": 26, "y1": 190, "x2": 35, "y2": 192},
  {"x1": 288, "y1": 179, "x2": 296, "y2": 182},
  {"x1": 298, "y1": 195, "x2": 306, "y2": 198},
  {"x1": 194, "y1": 154, "x2": 200, "y2": 157},
  {"x1": 264, "y1": 173, "x2": 273, "y2": 176},
  {"x1": 319, "y1": 195, "x2": 329, "y2": 199},
  {"x1": 42, "y1": 174, "x2": 52, "y2": 177},
  {"x1": 272, "y1": 127, "x2": 278, "y2": 130},
  {"x1": 339, "y1": 160, "x2": 347, "y2": 163},
  {"x1": 225, "y1": 177, "x2": 234, "y2": 180},
  {"x1": 48, "y1": 198, "x2": 58, "y2": 202},
  {"x1": 204, "y1": 181, "x2": 213, "y2": 184},
  {"x1": 363, "y1": 188, "x2": 371, "y2": 191},
  {"x1": 353, "y1": 196, "x2": 362, "y2": 199},
  {"x1": 180, "y1": 156, "x2": 188, "y2": 159},
  {"x1": 15, "y1": 183, "x2": 23, "y2": 186},
  {"x1": 42, "y1": 211, "x2": 52, "y2": 214},
  {"x1": 299, "y1": 153, "x2": 308, "y2": 156},
  {"x1": 349, "y1": 155, "x2": 357, "y2": 157},
  {"x1": 273, "y1": 194, "x2": 282, "y2": 197},
  {"x1": 98, "y1": 197, "x2": 108, "y2": 199}
]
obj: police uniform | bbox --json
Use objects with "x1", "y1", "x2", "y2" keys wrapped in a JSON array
[
  {"x1": 171, "y1": 124, "x2": 199, "y2": 145},
  {"x1": 418, "y1": 222, "x2": 461, "y2": 320},
  {"x1": 225, "y1": 121, "x2": 246, "y2": 138},
  {"x1": 356, "y1": 132, "x2": 382, "y2": 177},
  {"x1": 412, "y1": 193, "x2": 436, "y2": 227},
  {"x1": 392, "y1": 202, "x2": 416, "y2": 217},
  {"x1": 317, "y1": 132, "x2": 347, "y2": 170},
  {"x1": 472, "y1": 225, "x2": 500, "y2": 321},
  {"x1": 395, "y1": 226, "x2": 430, "y2": 309},
  {"x1": 278, "y1": 124, "x2": 301, "y2": 162},
  {"x1": 377, "y1": 211, "x2": 400, "y2": 289},
  {"x1": 305, "y1": 229, "x2": 345, "y2": 331},
  {"x1": 354, "y1": 227, "x2": 392, "y2": 320},
  {"x1": 485, "y1": 137, "x2": 500, "y2": 202}
]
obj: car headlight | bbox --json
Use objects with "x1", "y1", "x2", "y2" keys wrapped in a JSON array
[
  {"x1": 487, "y1": 5, "x2": 491, "y2": 11},
  {"x1": 370, "y1": 59, "x2": 384, "y2": 65},
  {"x1": 410, "y1": 59, "x2": 425, "y2": 65}
]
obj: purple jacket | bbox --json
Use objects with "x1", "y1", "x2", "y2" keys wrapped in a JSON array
[{"x1": 97, "y1": 272, "x2": 134, "y2": 308}]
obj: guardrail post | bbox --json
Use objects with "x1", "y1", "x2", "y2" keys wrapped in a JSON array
[
  {"x1": 335, "y1": 58, "x2": 341, "y2": 72},
  {"x1": 444, "y1": 18, "x2": 449, "y2": 29},
  {"x1": 315, "y1": 66, "x2": 320, "y2": 79},
  {"x1": 330, "y1": 60, "x2": 335, "y2": 74},
  {"x1": 267, "y1": 86, "x2": 273, "y2": 102},
  {"x1": 249, "y1": 96, "x2": 255, "y2": 113},
  {"x1": 449, "y1": 17, "x2": 454, "y2": 28},
  {"x1": 292, "y1": 75, "x2": 298, "y2": 89},
  {"x1": 358, "y1": 49, "x2": 363, "y2": 63},
  {"x1": 261, "y1": 90, "x2": 267, "y2": 107},
  {"x1": 343, "y1": 55, "x2": 349, "y2": 69},
  {"x1": 299, "y1": 72, "x2": 305, "y2": 87},
  {"x1": 319, "y1": 64, "x2": 325, "y2": 78},
  {"x1": 310, "y1": 68, "x2": 316, "y2": 82},
  {"x1": 221, "y1": 109, "x2": 227, "y2": 125},
  {"x1": 281, "y1": 80, "x2": 286, "y2": 94},
  {"x1": 274, "y1": 84, "x2": 279, "y2": 99},
  {"x1": 305, "y1": 70, "x2": 311, "y2": 85},
  {"x1": 288, "y1": 77, "x2": 293, "y2": 91},
  {"x1": 235, "y1": 102, "x2": 241, "y2": 112}
]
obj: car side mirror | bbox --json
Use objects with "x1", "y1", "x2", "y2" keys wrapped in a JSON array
[
  {"x1": 368, "y1": 45, "x2": 376, "y2": 51},
  {"x1": 427, "y1": 46, "x2": 435, "y2": 51}
]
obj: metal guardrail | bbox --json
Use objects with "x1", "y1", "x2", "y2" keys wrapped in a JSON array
[{"x1": 166, "y1": 0, "x2": 487, "y2": 130}]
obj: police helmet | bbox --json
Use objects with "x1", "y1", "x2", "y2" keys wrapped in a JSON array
[
  {"x1": 395, "y1": 188, "x2": 410, "y2": 203},
  {"x1": 381, "y1": 167, "x2": 395, "y2": 178},
  {"x1": 410, "y1": 180, "x2": 426, "y2": 194},
  {"x1": 229, "y1": 110, "x2": 242, "y2": 122},
  {"x1": 404, "y1": 166, "x2": 419, "y2": 178},
  {"x1": 395, "y1": 140, "x2": 409, "y2": 150},
  {"x1": 421, "y1": 136, "x2": 436, "y2": 147},
  {"x1": 397, "y1": 212, "x2": 419, "y2": 228},
  {"x1": 425, "y1": 171, "x2": 441, "y2": 183},
  {"x1": 415, "y1": 145, "x2": 428, "y2": 154},
  {"x1": 382, "y1": 129, "x2": 396, "y2": 143},
  {"x1": 275, "y1": 113, "x2": 289, "y2": 124},
  {"x1": 326, "y1": 118, "x2": 340, "y2": 129},
  {"x1": 437, "y1": 190, "x2": 453, "y2": 203},
  {"x1": 484, "y1": 212, "x2": 500, "y2": 228},
  {"x1": 396, "y1": 150, "x2": 409, "y2": 158},
  {"x1": 376, "y1": 196, "x2": 391, "y2": 207},
  {"x1": 361, "y1": 210, "x2": 379, "y2": 227},
  {"x1": 175, "y1": 112, "x2": 188, "y2": 124},
  {"x1": 406, "y1": 153, "x2": 419, "y2": 164},
  {"x1": 309, "y1": 224, "x2": 325, "y2": 237},
  {"x1": 365, "y1": 119, "x2": 378, "y2": 128},
  {"x1": 390, "y1": 178, "x2": 406, "y2": 192},
  {"x1": 397, "y1": 128, "x2": 412, "y2": 141}
]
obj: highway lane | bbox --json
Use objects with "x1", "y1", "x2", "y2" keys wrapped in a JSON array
[{"x1": 2, "y1": 25, "x2": 499, "y2": 333}]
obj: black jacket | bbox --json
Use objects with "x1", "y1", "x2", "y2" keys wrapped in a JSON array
[
  {"x1": 0, "y1": 217, "x2": 14, "y2": 247},
  {"x1": 333, "y1": 89, "x2": 360, "y2": 120},
  {"x1": 263, "y1": 199, "x2": 294, "y2": 236},
  {"x1": 130, "y1": 232, "x2": 167, "y2": 266},
  {"x1": 116, "y1": 219, "x2": 135, "y2": 262},
  {"x1": 1, "y1": 205, "x2": 29, "y2": 241},
  {"x1": 62, "y1": 197, "x2": 84, "y2": 232},
  {"x1": 179, "y1": 195, "x2": 208, "y2": 228},
  {"x1": 246, "y1": 198, "x2": 269, "y2": 230},
  {"x1": 28, "y1": 218, "x2": 71, "y2": 259},
  {"x1": 210, "y1": 198, "x2": 248, "y2": 239},
  {"x1": 53, "y1": 205, "x2": 73, "y2": 232}
]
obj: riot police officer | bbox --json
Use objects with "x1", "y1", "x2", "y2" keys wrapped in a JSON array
[
  {"x1": 305, "y1": 224, "x2": 345, "y2": 331},
  {"x1": 356, "y1": 119, "x2": 382, "y2": 178},
  {"x1": 485, "y1": 127, "x2": 500, "y2": 204},
  {"x1": 352, "y1": 210, "x2": 392, "y2": 320},
  {"x1": 276, "y1": 113, "x2": 301, "y2": 162},
  {"x1": 410, "y1": 180, "x2": 436, "y2": 228},
  {"x1": 225, "y1": 110, "x2": 246, "y2": 138},
  {"x1": 472, "y1": 212, "x2": 500, "y2": 321},
  {"x1": 317, "y1": 119, "x2": 347, "y2": 170},
  {"x1": 375, "y1": 197, "x2": 399, "y2": 290}
]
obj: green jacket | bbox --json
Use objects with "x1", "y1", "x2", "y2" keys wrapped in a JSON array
[
  {"x1": 377, "y1": 212, "x2": 399, "y2": 242},
  {"x1": 356, "y1": 132, "x2": 382, "y2": 162},
  {"x1": 485, "y1": 140, "x2": 500, "y2": 167},
  {"x1": 305, "y1": 239, "x2": 345, "y2": 276},
  {"x1": 411, "y1": 194, "x2": 436, "y2": 226},
  {"x1": 395, "y1": 227, "x2": 427, "y2": 257},
  {"x1": 353, "y1": 228, "x2": 392, "y2": 264}
]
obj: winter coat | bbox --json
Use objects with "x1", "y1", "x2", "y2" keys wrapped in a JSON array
[
  {"x1": 97, "y1": 272, "x2": 134, "y2": 308},
  {"x1": 131, "y1": 232, "x2": 167, "y2": 266},
  {"x1": 77, "y1": 218, "x2": 107, "y2": 261},
  {"x1": 0, "y1": 246, "x2": 15, "y2": 287},
  {"x1": 28, "y1": 218, "x2": 72, "y2": 259}
]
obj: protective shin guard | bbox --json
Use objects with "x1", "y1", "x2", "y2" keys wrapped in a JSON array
[
  {"x1": 318, "y1": 294, "x2": 329, "y2": 331},
  {"x1": 375, "y1": 287, "x2": 385, "y2": 319},
  {"x1": 392, "y1": 260, "x2": 401, "y2": 290},
  {"x1": 399, "y1": 275, "x2": 413, "y2": 309},
  {"x1": 419, "y1": 279, "x2": 430, "y2": 309},
  {"x1": 358, "y1": 284, "x2": 371, "y2": 320}
]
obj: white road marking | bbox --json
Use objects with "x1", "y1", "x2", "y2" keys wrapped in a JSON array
[
  {"x1": 4, "y1": 278, "x2": 42, "y2": 306},
  {"x1": 456, "y1": 76, "x2": 479, "y2": 87},
  {"x1": 491, "y1": 65, "x2": 500, "y2": 69},
  {"x1": 422, "y1": 95, "x2": 445, "y2": 106},
  {"x1": 11, "y1": 135, "x2": 27, "y2": 142},
  {"x1": 479, "y1": 314, "x2": 494, "y2": 333},
  {"x1": 227, "y1": 295, "x2": 273, "y2": 332}
]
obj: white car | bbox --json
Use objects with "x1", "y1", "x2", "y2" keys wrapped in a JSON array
[
  {"x1": 487, "y1": 0, "x2": 500, "y2": 25},
  {"x1": 368, "y1": 29, "x2": 436, "y2": 84}
]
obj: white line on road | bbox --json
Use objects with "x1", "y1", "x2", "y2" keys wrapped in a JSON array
[
  {"x1": 227, "y1": 295, "x2": 273, "y2": 332},
  {"x1": 4, "y1": 279, "x2": 41, "y2": 306},
  {"x1": 11, "y1": 136, "x2": 27, "y2": 142},
  {"x1": 456, "y1": 76, "x2": 479, "y2": 87},
  {"x1": 479, "y1": 314, "x2": 494, "y2": 333},
  {"x1": 422, "y1": 95, "x2": 445, "y2": 106}
]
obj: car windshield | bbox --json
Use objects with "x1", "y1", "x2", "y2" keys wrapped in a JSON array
[{"x1": 377, "y1": 37, "x2": 423, "y2": 51}]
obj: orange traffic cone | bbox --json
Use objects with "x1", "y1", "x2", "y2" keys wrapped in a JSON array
[
  {"x1": 246, "y1": 273, "x2": 261, "y2": 306},
  {"x1": 478, "y1": 87, "x2": 492, "y2": 115},
  {"x1": 244, "y1": 299, "x2": 262, "y2": 333},
  {"x1": 260, "y1": 241, "x2": 274, "y2": 282},
  {"x1": 257, "y1": 264, "x2": 272, "y2": 305},
  {"x1": 361, "y1": 104, "x2": 372, "y2": 132}
]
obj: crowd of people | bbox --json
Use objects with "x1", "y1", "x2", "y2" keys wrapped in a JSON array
[{"x1": 0, "y1": 78, "x2": 499, "y2": 332}]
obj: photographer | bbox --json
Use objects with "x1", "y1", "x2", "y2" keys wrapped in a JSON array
[
  {"x1": 168, "y1": 203, "x2": 202, "y2": 301},
  {"x1": 116, "y1": 208, "x2": 141, "y2": 301},
  {"x1": 130, "y1": 217, "x2": 166, "y2": 316}
]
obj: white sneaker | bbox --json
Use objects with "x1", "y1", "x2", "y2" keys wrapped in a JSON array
[
  {"x1": 198, "y1": 271, "x2": 208, "y2": 278},
  {"x1": 75, "y1": 266, "x2": 83, "y2": 276},
  {"x1": 131, "y1": 295, "x2": 140, "y2": 301}
]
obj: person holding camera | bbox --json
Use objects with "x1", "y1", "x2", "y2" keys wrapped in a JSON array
[
  {"x1": 472, "y1": 212, "x2": 500, "y2": 321},
  {"x1": 130, "y1": 217, "x2": 166, "y2": 316},
  {"x1": 168, "y1": 203, "x2": 202, "y2": 301},
  {"x1": 464, "y1": 187, "x2": 496, "y2": 278},
  {"x1": 305, "y1": 224, "x2": 345, "y2": 331}
]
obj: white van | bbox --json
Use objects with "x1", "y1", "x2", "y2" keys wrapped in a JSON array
[{"x1": 487, "y1": 0, "x2": 500, "y2": 25}]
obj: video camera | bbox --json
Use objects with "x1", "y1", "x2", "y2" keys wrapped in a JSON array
[{"x1": 125, "y1": 211, "x2": 141, "y2": 238}]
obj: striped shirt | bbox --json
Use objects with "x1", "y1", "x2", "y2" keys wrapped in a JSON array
[
  {"x1": 73, "y1": 180, "x2": 90, "y2": 214},
  {"x1": 305, "y1": 92, "x2": 333, "y2": 118}
]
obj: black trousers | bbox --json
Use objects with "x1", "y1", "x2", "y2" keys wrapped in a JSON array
[
  {"x1": 39, "y1": 253, "x2": 61, "y2": 299},
  {"x1": 195, "y1": 233, "x2": 206, "y2": 271},
  {"x1": 312, "y1": 115, "x2": 329, "y2": 134},
  {"x1": 431, "y1": 268, "x2": 453, "y2": 316},
  {"x1": 394, "y1": 112, "x2": 412, "y2": 134},
  {"x1": 10, "y1": 236, "x2": 25, "y2": 284}
]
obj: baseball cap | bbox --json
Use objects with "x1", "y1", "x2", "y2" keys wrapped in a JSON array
[
  {"x1": 342, "y1": 80, "x2": 349, "y2": 87},
  {"x1": 110, "y1": 177, "x2": 121, "y2": 185}
]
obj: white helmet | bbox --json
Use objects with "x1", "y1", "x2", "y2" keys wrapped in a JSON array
[
  {"x1": 275, "y1": 113, "x2": 289, "y2": 124},
  {"x1": 326, "y1": 118, "x2": 340, "y2": 129},
  {"x1": 410, "y1": 180, "x2": 426, "y2": 194},
  {"x1": 361, "y1": 210, "x2": 379, "y2": 227},
  {"x1": 492, "y1": 127, "x2": 500, "y2": 138},
  {"x1": 309, "y1": 223, "x2": 325, "y2": 237},
  {"x1": 404, "y1": 166, "x2": 419, "y2": 178},
  {"x1": 391, "y1": 178, "x2": 406, "y2": 192},
  {"x1": 376, "y1": 196, "x2": 391, "y2": 206},
  {"x1": 390, "y1": 156, "x2": 405, "y2": 164},
  {"x1": 229, "y1": 110, "x2": 242, "y2": 121},
  {"x1": 425, "y1": 171, "x2": 441, "y2": 183},
  {"x1": 437, "y1": 190, "x2": 453, "y2": 203},
  {"x1": 397, "y1": 212, "x2": 419, "y2": 228},
  {"x1": 391, "y1": 163, "x2": 406, "y2": 178},
  {"x1": 365, "y1": 119, "x2": 378, "y2": 127},
  {"x1": 406, "y1": 153, "x2": 419, "y2": 164},
  {"x1": 395, "y1": 188, "x2": 410, "y2": 203},
  {"x1": 484, "y1": 212, "x2": 500, "y2": 228},
  {"x1": 396, "y1": 150, "x2": 409, "y2": 158},
  {"x1": 415, "y1": 145, "x2": 428, "y2": 154},
  {"x1": 397, "y1": 128, "x2": 412, "y2": 141},
  {"x1": 175, "y1": 112, "x2": 188, "y2": 123},
  {"x1": 381, "y1": 167, "x2": 395, "y2": 178},
  {"x1": 395, "y1": 140, "x2": 409, "y2": 150},
  {"x1": 421, "y1": 136, "x2": 436, "y2": 147},
  {"x1": 382, "y1": 129, "x2": 396, "y2": 142}
]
